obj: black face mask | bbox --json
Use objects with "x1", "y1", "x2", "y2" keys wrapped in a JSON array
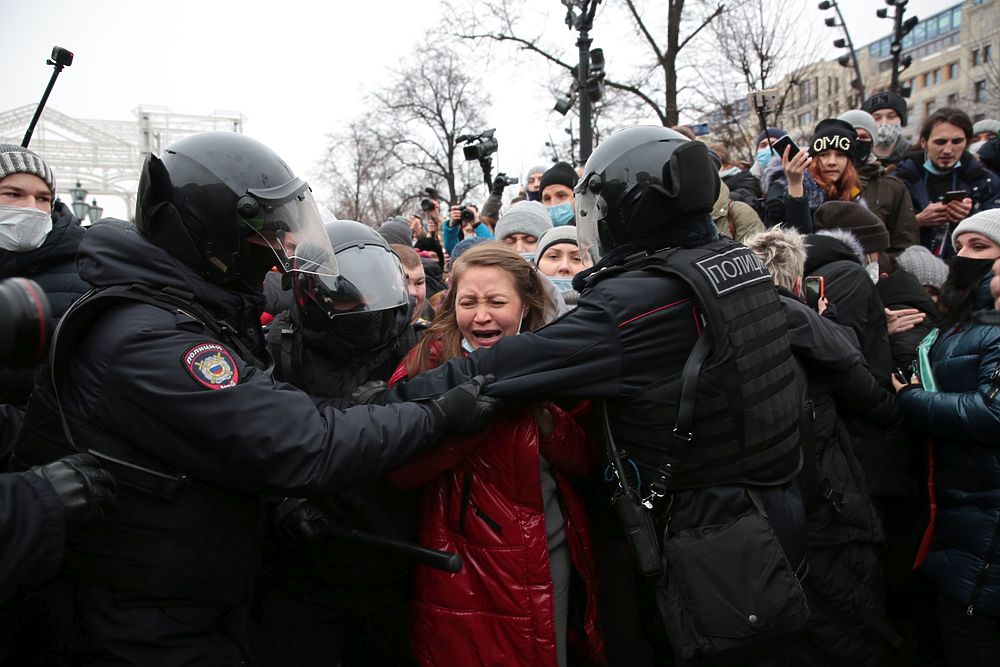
[
  {"x1": 237, "y1": 241, "x2": 279, "y2": 293},
  {"x1": 947, "y1": 256, "x2": 994, "y2": 291},
  {"x1": 854, "y1": 140, "x2": 872, "y2": 165},
  {"x1": 527, "y1": 190, "x2": 542, "y2": 202}
]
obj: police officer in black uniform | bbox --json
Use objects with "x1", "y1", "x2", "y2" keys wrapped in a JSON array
[
  {"x1": 381, "y1": 126, "x2": 809, "y2": 666},
  {"x1": 258, "y1": 219, "x2": 420, "y2": 666},
  {"x1": 13, "y1": 132, "x2": 497, "y2": 666}
]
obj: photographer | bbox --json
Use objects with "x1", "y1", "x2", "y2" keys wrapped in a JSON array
[
  {"x1": 442, "y1": 202, "x2": 492, "y2": 256},
  {"x1": 412, "y1": 213, "x2": 444, "y2": 268}
]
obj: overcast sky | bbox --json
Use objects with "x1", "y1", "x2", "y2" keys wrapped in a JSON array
[{"x1": 5, "y1": 0, "x2": 952, "y2": 218}]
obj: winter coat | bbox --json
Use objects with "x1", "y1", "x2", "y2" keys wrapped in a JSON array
[
  {"x1": 713, "y1": 181, "x2": 764, "y2": 243},
  {"x1": 877, "y1": 268, "x2": 937, "y2": 370},
  {"x1": 388, "y1": 350, "x2": 604, "y2": 667},
  {"x1": 443, "y1": 217, "x2": 494, "y2": 255},
  {"x1": 895, "y1": 151, "x2": 1000, "y2": 257},
  {"x1": 720, "y1": 167, "x2": 763, "y2": 210},
  {"x1": 763, "y1": 162, "x2": 864, "y2": 234},
  {"x1": 897, "y1": 277, "x2": 1000, "y2": 618},
  {"x1": 856, "y1": 159, "x2": 919, "y2": 253},
  {"x1": 0, "y1": 202, "x2": 90, "y2": 406},
  {"x1": 805, "y1": 234, "x2": 911, "y2": 497}
]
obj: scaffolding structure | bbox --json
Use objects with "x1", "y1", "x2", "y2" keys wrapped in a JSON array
[{"x1": 0, "y1": 105, "x2": 244, "y2": 218}]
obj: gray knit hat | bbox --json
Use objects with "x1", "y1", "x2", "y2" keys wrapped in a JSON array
[
  {"x1": 495, "y1": 200, "x2": 552, "y2": 242},
  {"x1": 525, "y1": 164, "x2": 548, "y2": 181},
  {"x1": 973, "y1": 119, "x2": 1000, "y2": 137},
  {"x1": 838, "y1": 110, "x2": 878, "y2": 142},
  {"x1": 896, "y1": 244, "x2": 949, "y2": 290},
  {"x1": 377, "y1": 219, "x2": 412, "y2": 246},
  {"x1": 0, "y1": 144, "x2": 56, "y2": 194},
  {"x1": 952, "y1": 209, "x2": 1000, "y2": 249},
  {"x1": 534, "y1": 226, "x2": 579, "y2": 265}
]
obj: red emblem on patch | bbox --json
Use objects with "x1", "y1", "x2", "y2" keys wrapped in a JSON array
[{"x1": 182, "y1": 343, "x2": 239, "y2": 390}]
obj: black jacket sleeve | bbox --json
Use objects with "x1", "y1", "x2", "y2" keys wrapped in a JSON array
[{"x1": 0, "y1": 472, "x2": 65, "y2": 602}]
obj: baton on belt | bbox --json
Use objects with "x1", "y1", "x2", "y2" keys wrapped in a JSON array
[{"x1": 320, "y1": 523, "x2": 463, "y2": 573}]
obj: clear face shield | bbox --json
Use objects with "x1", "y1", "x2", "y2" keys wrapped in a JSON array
[
  {"x1": 575, "y1": 175, "x2": 607, "y2": 266},
  {"x1": 239, "y1": 182, "x2": 339, "y2": 293},
  {"x1": 323, "y1": 243, "x2": 409, "y2": 316}
]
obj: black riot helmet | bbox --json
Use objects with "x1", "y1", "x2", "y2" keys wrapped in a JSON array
[
  {"x1": 294, "y1": 220, "x2": 410, "y2": 358},
  {"x1": 575, "y1": 126, "x2": 720, "y2": 264},
  {"x1": 135, "y1": 131, "x2": 338, "y2": 293}
]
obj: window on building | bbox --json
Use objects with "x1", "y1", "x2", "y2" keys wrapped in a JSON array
[
  {"x1": 975, "y1": 80, "x2": 988, "y2": 103},
  {"x1": 948, "y1": 62, "x2": 959, "y2": 79},
  {"x1": 986, "y1": 45, "x2": 993, "y2": 63},
  {"x1": 974, "y1": 49, "x2": 981, "y2": 67},
  {"x1": 798, "y1": 111, "x2": 812, "y2": 126},
  {"x1": 947, "y1": 93, "x2": 958, "y2": 106},
  {"x1": 952, "y1": 7, "x2": 962, "y2": 26},
  {"x1": 799, "y1": 79, "x2": 813, "y2": 106},
  {"x1": 923, "y1": 72, "x2": 931, "y2": 87},
  {"x1": 925, "y1": 99, "x2": 936, "y2": 116}
]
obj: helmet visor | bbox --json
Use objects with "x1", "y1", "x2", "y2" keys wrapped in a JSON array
[
  {"x1": 242, "y1": 187, "x2": 339, "y2": 289},
  {"x1": 575, "y1": 178, "x2": 606, "y2": 265},
  {"x1": 329, "y1": 244, "x2": 409, "y2": 315}
]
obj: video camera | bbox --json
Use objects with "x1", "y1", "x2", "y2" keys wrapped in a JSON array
[
  {"x1": 0, "y1": 278, "x2": 52, "y2": 367},
  {"x1": 457, "y1": 129, "x2": 498, "y2": 162}
]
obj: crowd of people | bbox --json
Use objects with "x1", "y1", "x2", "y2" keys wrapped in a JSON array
[{"x1": 0, "y1": 90, "x2": 999, "y2": 667}]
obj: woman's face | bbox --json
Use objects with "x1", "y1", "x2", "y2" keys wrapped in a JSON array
[
  {"x1": 922, "y1": 122, "x2": 967, "y2": 170},
  {"x1": 815, "y1": 149, "x2": 849, "y2": 182},
  {"x1": 455, "y1": 265, "x2": 525, "y2": 349},
  {"x1": 536, "y1": 242, "x2": 586, "y2": 277},
  {"x1": 954, "y1": 232, "x2": 1000, "y2": 260}
]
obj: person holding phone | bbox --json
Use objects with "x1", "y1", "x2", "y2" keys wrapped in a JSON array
[
  {"x1": 763, "y1": 119, "x2": 864, "y2": 234},
  {"x1": 895, "y1": 108, "x2": 1000, "y2": 259}
]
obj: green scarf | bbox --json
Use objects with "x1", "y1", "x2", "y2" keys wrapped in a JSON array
[{"x1": 916, "y1": 328, "x2": 940, "y2": 393}]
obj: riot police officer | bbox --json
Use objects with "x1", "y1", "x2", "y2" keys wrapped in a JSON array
[
  {"x1": 381, "y1": 126, "x2": 808, "y2": 666},
  {"x1": 13, "y1": 132, "x2": 497, "y2": 665},
  {"x1": 258, "y1": 219, "x2": 420, "y2": 666}
]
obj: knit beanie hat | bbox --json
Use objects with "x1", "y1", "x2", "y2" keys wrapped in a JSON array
[
  {"x1": 809, "y1": 119, "x2": 856, "y2": 157},
  {"x1": 539, "y1": 162, "x2": 578, "y2": 197},
  {"x1": 450, "y1": 236, "x2": 489, "y2": 263},
  {"x1": 838, "y1": 110, "x2": 878, "y2": 142},
  {"x1": 495, "y1": 200, "x2": 552, "y2": 241},
  {"x1": 973, "y1": 119, "x2": 1000, "y2": 137},
  {"x1": 0, "y1": 144, "x2": 56, "y2": 194},
  {"x1": 534, "y1": 226, "x2": 579, "y2": 264},
  {"x1": 755, "y1": 128, "x2": 786, "y2": 145},
  {"x1": 377, "y1": 219, "x2": 412, "y2": 246},
  {"x1": 525, "y1": 164, "x2": 548, "y2": 181},
  {"x1": 812, "y1": 201, "x2": 889, "y2": 253},
  {"x1": 952, "y1": 209, "x2": 1000, "y2": 249},
  {"x1": 861, "y1": 91, "x2": 908, "y2": 126},
  {"x1": 896, "y1": 244, "x2": 949, "y2": 290}
]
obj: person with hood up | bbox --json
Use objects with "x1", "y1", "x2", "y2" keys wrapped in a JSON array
[
  {"x1": 861, "y1": 91, "x2": 912, "y2": 171},
  {"x1": 838, "y1": 109, "x2": 919, "y2": 253},
  {"x1": 764, "y1": 119, "x2": 864, "y2": 233},
  {"x1": 895, "y1": 108, "x2": 1000, "y2": 259},
  {"x1": 892, "y1": 209, "x2": 1000, "y2": 666}
]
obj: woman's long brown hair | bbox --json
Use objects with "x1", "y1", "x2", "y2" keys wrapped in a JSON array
[
  {"x1": 404, "y1": 242, "x2": 552, "y2": 376},
  {"x1": 808, "y1": 152, "x2": 862, "y2": 202}
]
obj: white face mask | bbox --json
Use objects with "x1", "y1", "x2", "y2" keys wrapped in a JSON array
[
  {"x1": 0, "y1": 204, "x2": 52, "y2": 252},
  {"x1": 865, "y1": 260, "x2": 880, "y2": 284}
]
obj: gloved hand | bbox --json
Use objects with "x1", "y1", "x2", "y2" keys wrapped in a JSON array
[
  {"x1": 275, "y1": 498, "x2": 334, "y2": 543},
  {"x1": 429, "y1": 374, "x2": 502, "y2": 437},
  {"x1": 490, "y1": 173, "x2": 509, "y2": 196},
  {"x1": 351, "y1": 380, "x2": 388, "y2": 406},
  {"x1": 30, "y1": 453, "x2": 116, "y2": 527}
]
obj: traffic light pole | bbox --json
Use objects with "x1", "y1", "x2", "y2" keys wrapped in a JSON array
[
  {"x1": 578, "y1": 30, "x2": 593, "y2": 163},
  {"x1": 888, "y1": 1, "x2": 910, "y2": 96},
  {"x1": 831, "y1": 2, "x2": 866, "y2": 101}
]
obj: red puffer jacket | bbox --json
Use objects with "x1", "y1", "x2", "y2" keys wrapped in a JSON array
[{"x1": 389, "y1": 358, "x2": 605, "y2": 667}]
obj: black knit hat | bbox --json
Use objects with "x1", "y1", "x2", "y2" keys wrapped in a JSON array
[
  {"x1": 809, "y1": 119, "x2": 856, "y2": 157},
  {"x1": 861, "y1": 91, "x2": 909, "y2": 127},
  {"x1": 812, "y1": 201, "x2": 889, "y2": 253},
  {"x1": 540, "y1": 161, "x2": 578, "y2": 197}
]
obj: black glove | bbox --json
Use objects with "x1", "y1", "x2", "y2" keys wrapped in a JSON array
[
  {"x1": 351, "y1": 380, "x2": 388, "y2": 406},
  {"x1": 429, "y1": 374, "x2": 502, "y2": 437},
  {"x1": 490, "y1": 173, "x2": 509, "y2": 197},
  {"x1": 275, "y1": 498, "x2": 334, "y2": 543},
  {"x1": 30, "y1": 453, "x2": 117, "y2": 527}
]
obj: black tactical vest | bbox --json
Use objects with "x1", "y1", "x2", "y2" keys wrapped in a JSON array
[
  {"x1": 14, "y1": 285, "x2": 266, "y2": 606},
  {"x1": 595, "y1": 238, "x2": 802, "y2": 491}
]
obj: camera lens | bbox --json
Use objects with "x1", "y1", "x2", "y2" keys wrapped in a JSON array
[
  {"x1": 460, "y1": 208, "x2": 474, "y2": 222},
  {"x1": 0, "y1": 277, "x2": 52, "y2": 367},
  {"x1": 420, "y1": 198, "x2": 433, "y2": 212}
]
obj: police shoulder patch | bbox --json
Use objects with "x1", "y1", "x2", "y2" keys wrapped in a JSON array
[{"x1": 182, "y1": 342, "x2": 239, "y2": 390}]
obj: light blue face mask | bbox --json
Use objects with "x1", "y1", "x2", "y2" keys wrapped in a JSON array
[
  {"x1": 461, "y1": 337, "x2": 476, "y2": 353},
  {"x1": 518, "y1": 251, "x2": 535, "y2": 263},
  {"x1": 755, "y1": 147, "x2": 775, "y2": 169},
  {"x1": 923, "y1": 158, "x2": 960, "y2": 176},
  {"x1": 547, "y1": 202, "x2": 575, "y2": 227},
  {"x1": 548, "y1": 277, "x2": 575, "y2": 292}
]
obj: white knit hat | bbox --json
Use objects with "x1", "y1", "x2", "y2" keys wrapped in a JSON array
[
  {"x1": 952, "y1": 209, "x2": 1000, "y2": 249},
  {"x1": 495, "y1": 200, "x2": 552, "y2": 242}
]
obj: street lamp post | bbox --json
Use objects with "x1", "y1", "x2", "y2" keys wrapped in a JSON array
[
  {"x1": 67, "y1": 181, "x2": 103, "y2": 225},
  {"x1": 559, "y1": 0, "x2": 602, "y2": 164},
  {"x1": 877, "y1": 0, "x2": 918, "y2": 97},
  {"x1": 819, "y1": 0, "x2": 866, "y2": 103}
]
